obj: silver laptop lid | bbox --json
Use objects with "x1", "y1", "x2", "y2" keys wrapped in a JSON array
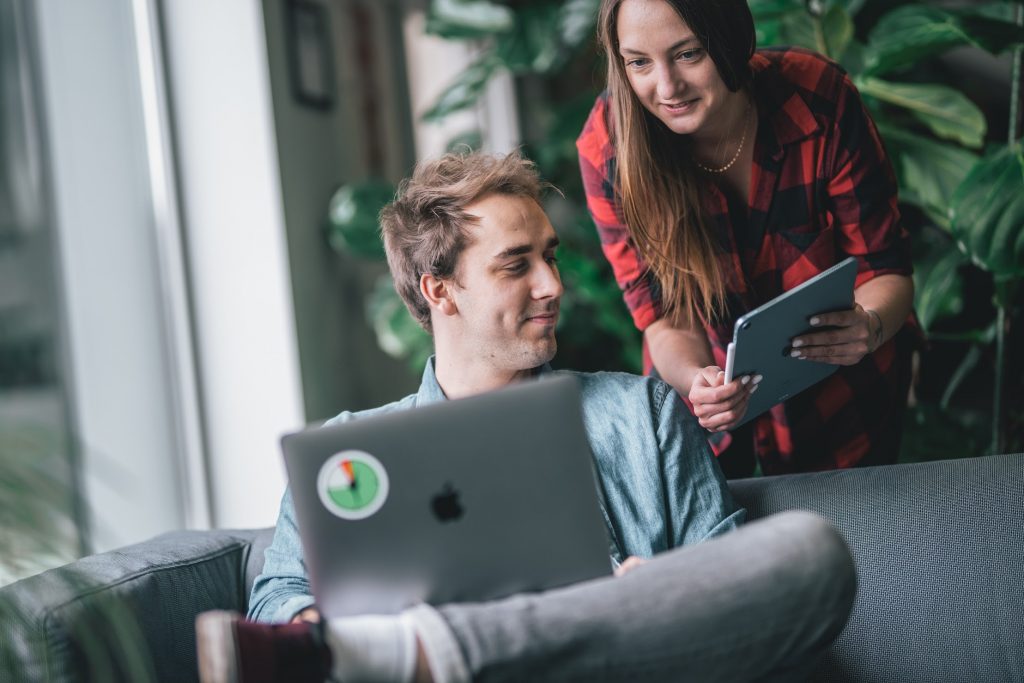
[{"x1": 281, "y1": 374, "x2": 612, "y2": 617}]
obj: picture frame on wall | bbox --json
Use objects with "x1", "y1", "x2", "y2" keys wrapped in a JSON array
[{"x1": 286, "y1": 0, "x2": 335, "y2": 110}]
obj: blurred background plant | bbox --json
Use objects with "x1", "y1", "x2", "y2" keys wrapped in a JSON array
[
  {"x1": 0, "y1": 424, "x2": 156, "y2": 681},
  {"x1": 328, "y1": 0, "x2": 1024, "y2": 460},
  {"x1": 0, "y1": 420, "x2": 79, "y2": 584}
]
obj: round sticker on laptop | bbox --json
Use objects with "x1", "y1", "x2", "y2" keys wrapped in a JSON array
[{"x1": 317, "y1": 451, "x2": 389, "y2": 520}]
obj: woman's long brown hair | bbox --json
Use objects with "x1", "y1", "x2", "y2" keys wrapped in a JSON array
[{"x1": 597, "y1": 0, "x2": 755, "y2": 328}]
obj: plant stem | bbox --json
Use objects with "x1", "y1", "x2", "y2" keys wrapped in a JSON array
[
  {"x1": 993, "y1": 2, "x2": 1023, "y2": 454},
  {"x1": 992, "y1": 304, "x2": 1006, "y2": 454},
  {"x1": 1009, "y1": 3, "x2": 1023, "y2": 145}
]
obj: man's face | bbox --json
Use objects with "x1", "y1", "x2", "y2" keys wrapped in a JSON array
[{"x1": 446, "y1": 193, "x2": 563, "y2": 372}]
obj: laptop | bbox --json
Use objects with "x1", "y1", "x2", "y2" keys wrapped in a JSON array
[{"x1": 281, "y1": 375, "x2": 612, "y2": 618}]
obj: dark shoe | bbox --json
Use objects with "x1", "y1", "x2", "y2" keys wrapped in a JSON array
[{"x1": 195, "y1": 610, "x2": 332, "y2": 683}]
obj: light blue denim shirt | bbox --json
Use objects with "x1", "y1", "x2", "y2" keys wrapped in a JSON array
[{"x1": 248, "y1": 359, "x2": 745, "y2": 623}]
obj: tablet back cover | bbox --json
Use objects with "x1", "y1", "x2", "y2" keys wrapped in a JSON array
[{"x1": 729, "y1": 257, "x2": 857, "y2": 428}]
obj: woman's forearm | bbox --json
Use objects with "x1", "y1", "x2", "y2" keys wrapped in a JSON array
[
  {"x1": 644, "y1": 318, "x2": 717, "y2": 397},
  {"x1": 853, "y1": 274, "x2": 914, "y2": 348}
]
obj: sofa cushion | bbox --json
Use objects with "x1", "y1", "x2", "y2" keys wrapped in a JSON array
[
  {"x1": 728, "y1": 453, "x2": 1024, "y2": 683},
  {"x1": 0, "y1": 529, "x2": 258, "y2": 683},
  {"x1": 244, "y1": 527, "x2": 277, "y2": 607}
]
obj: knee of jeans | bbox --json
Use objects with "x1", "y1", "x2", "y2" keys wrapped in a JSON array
[{"x1": 776, "y1": 511, "x2": 857, "y2": 595}]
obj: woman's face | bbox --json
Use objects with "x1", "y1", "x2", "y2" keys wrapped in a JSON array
[{"x1": 615, "y1": 0, "x2": 737, "y2": 140}]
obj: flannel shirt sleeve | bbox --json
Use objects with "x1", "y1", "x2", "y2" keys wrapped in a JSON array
[
  {"x1": 577, "y1": 96, "x2": 663, "y2": 332},
  {"x1": 826, "y1": 73, "x2": 914, "y2": 288}
]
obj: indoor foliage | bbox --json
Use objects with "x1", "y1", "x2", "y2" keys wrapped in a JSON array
[{"x1": 328, "y1": 0, "x2": 1024, "y2": 459}]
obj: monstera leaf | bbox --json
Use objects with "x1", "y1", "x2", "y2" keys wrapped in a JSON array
[
  {"x1": 424, "y1": 0, "x2": 514, "y2": 39},
  {"x1": 857, "y1": 77, "x2": 986, "y2": 148},
  {"x1": 327, "y1": 181, "x2": 395, "y2": 259},
  {"x1": 878, "y1": 123, "x2": 978, "y2": 228},
  {"x1": 949, "y1": 144, "x2": 1024, "y2": 285},
  {"x1": 864, "y1": 5, "x2": 1024, "y2": 77},
  {"x1": 366, "y1": 275, "x2": 433, "y2": 372}
]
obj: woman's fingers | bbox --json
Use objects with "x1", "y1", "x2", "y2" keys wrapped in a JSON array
[
  {"x1": 790, "y1": 305, "x2": 873, "y2": 366},
  {"x1": 792, "y1": 341, "x2": 869, "y2": 364},
  {"x1": 698, "y1": 392, "x2": 752, "y2": 431}
]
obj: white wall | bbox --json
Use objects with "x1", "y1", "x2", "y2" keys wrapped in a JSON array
[
  {"x1": 261, "y1": 0, "x2": 418, "y2": 423},
  {"x1": 33, "y1": 0, "x2": 186, "y2": 551},
  {"x1": 160, "y1": 1, "x2": 305, "y2": 529}
]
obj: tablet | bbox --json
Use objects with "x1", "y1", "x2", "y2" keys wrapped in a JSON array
[{"x1": 724, "y1": 256, "x2": 857, "y2": 428}]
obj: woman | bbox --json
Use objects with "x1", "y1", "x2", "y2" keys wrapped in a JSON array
[{"x1": 577, "y1": 0, "x2": 920, "y2": 475}]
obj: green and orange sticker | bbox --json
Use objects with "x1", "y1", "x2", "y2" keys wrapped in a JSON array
[{"x1": 317, "y1": 451, "x2": 389, "y2": 520}]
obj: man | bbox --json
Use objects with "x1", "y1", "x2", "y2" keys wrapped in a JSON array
[{"x1": 196, "y1": 151, "x2": 856, "y2": 683}]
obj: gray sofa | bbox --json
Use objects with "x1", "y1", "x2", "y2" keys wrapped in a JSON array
[{"x1": 2, "y1": 453, "x2": 1021, "y2": 682}]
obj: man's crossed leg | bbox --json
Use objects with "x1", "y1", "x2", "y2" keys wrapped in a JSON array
[{"x1": 197, "y1": 510, "x2": 856, "y2": 683}]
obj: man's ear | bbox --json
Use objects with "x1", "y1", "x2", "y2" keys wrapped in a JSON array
[{"x1": 420, "y1": 273, "x2": 458, "y2": 317}]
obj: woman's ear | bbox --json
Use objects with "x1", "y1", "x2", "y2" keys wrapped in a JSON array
[{"x1": 420, "y1": 273, "x2": 458, "y2": 317}]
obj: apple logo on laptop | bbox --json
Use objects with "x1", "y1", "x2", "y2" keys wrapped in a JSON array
[{"x1": 431, "y1": 482, "x2": 464, "y2": 522}]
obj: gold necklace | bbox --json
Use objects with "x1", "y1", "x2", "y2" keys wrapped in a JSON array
[{"x1": 696, "y1": 103, "x2": 752, "y2": 174}]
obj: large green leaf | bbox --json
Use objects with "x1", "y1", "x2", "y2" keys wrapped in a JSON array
[
  {"x1": 327, "y1": 181, "x2": 394, "y2": 259},
  {"x1": 747, "y1": 0, "x2": 805, "y2": 19},
  {"x1": 495, "y1": 3, "x2": 565, "y2": 73},
  {"x1": 914, "y1": 245, "x2": 965, "y2": 333},
  {"x1": 421, "y1": 54, "x2": 498, "y2": 122},
  {"x1": 956, "y1": 13, "x2": 1024, "y2": 54},
  {"x1": 779, "y1": 10, "x2": 820, "y2": 51},
  {"x1": 367, "y1": 275, "x2": 433, "y2": 373},
  {"x1": 949, "y1": 144, "x2": 1024, "y2": 278},
  {"x1": 864, "y1": 5, "x2": 1024, "y2": 76},
  {"x1": 877, "y1": 124, "x2": 978, "y2": 227},
  {"x1": 424, "y1": 0, "x2": 514, "y2": 39},
  {"x1": 865, "y1": 6, "x2": 968, "y2": 76},
  {"x1": 559, "y1": 0, "x2": 601, "y2": 49},
  {"x1": 857, "y1": 77, "x2": 986, "y2": 148},
  {"x1": 820, "y1": 4, "x2": 854, "y2": 60}
]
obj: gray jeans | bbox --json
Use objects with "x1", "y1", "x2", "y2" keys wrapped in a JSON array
[{"x1": 430, "y1": 510, "x2": 856, "y2": 682}]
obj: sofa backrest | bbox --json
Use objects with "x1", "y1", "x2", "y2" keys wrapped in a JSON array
[
  {"x1": 0, "y1": 529, "x2": 260, "y2": 683},
  {"x1": 245, "y1": 527, "x2": 276, "y2": 604},
  {"x1": 728, "y1": 453, "x2": 1024, "y2": 683}
]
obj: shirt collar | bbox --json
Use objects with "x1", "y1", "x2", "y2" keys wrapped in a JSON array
[{"x1": 416, "y1": 355, "x2": 553, "y2": 407}]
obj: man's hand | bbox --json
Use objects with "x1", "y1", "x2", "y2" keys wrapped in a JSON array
[
  {"x1": 689, "y1": 366, "x2": 761, "y2": 433},
  {"x1": 614, "y1": 556, "x2": 648, "y2": 577},
  {"x1": 790, "y1": 304, "x2": 881, "y2": 366},
  {"x1": 290, "y1": 607, "x2": 322, "y2": 624}
]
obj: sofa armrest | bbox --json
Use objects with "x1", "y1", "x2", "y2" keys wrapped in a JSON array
[
  {"x1": 0, "y1": 528, "x2": 261, "y2": 683},
  {"x1": 727, "y1": 453, "x2": 1024, "y2": 683}
]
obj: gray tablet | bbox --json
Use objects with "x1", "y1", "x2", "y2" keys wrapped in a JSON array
[{"x1": 724, "y1": 256, "x2": 857, "y2": 428}]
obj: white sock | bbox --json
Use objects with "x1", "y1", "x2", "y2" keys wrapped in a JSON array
[{"x1": 325, "y1": 614, "x2": 416, "y2": 683}]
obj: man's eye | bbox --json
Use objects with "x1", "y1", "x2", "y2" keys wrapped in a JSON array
[
  {"x1": 545, "y1": 255, "x2": 559, "y2": 265},
  {"x1": 506, "y1": 262, "x2": 528, "y2": 274}
]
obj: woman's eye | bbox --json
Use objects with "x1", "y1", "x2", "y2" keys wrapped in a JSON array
[
  {"x1": 625, "y1": 58, "x2": 648, "y2": 69},
  {"x1": 677, "y1": 48, "x2": 703, "y2": 61}
]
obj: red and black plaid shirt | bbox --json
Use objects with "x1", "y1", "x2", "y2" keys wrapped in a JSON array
[{"x1": 577, "y1": 47, "x2": 919, "y2": 474}]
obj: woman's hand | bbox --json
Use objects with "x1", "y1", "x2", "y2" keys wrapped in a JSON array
[
  {"x1": 790, "y1": 303, "x2": 882, "y2": 366},
  {"x1": 689, "y1": 366, "x2": 761, "y2": 433}
]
